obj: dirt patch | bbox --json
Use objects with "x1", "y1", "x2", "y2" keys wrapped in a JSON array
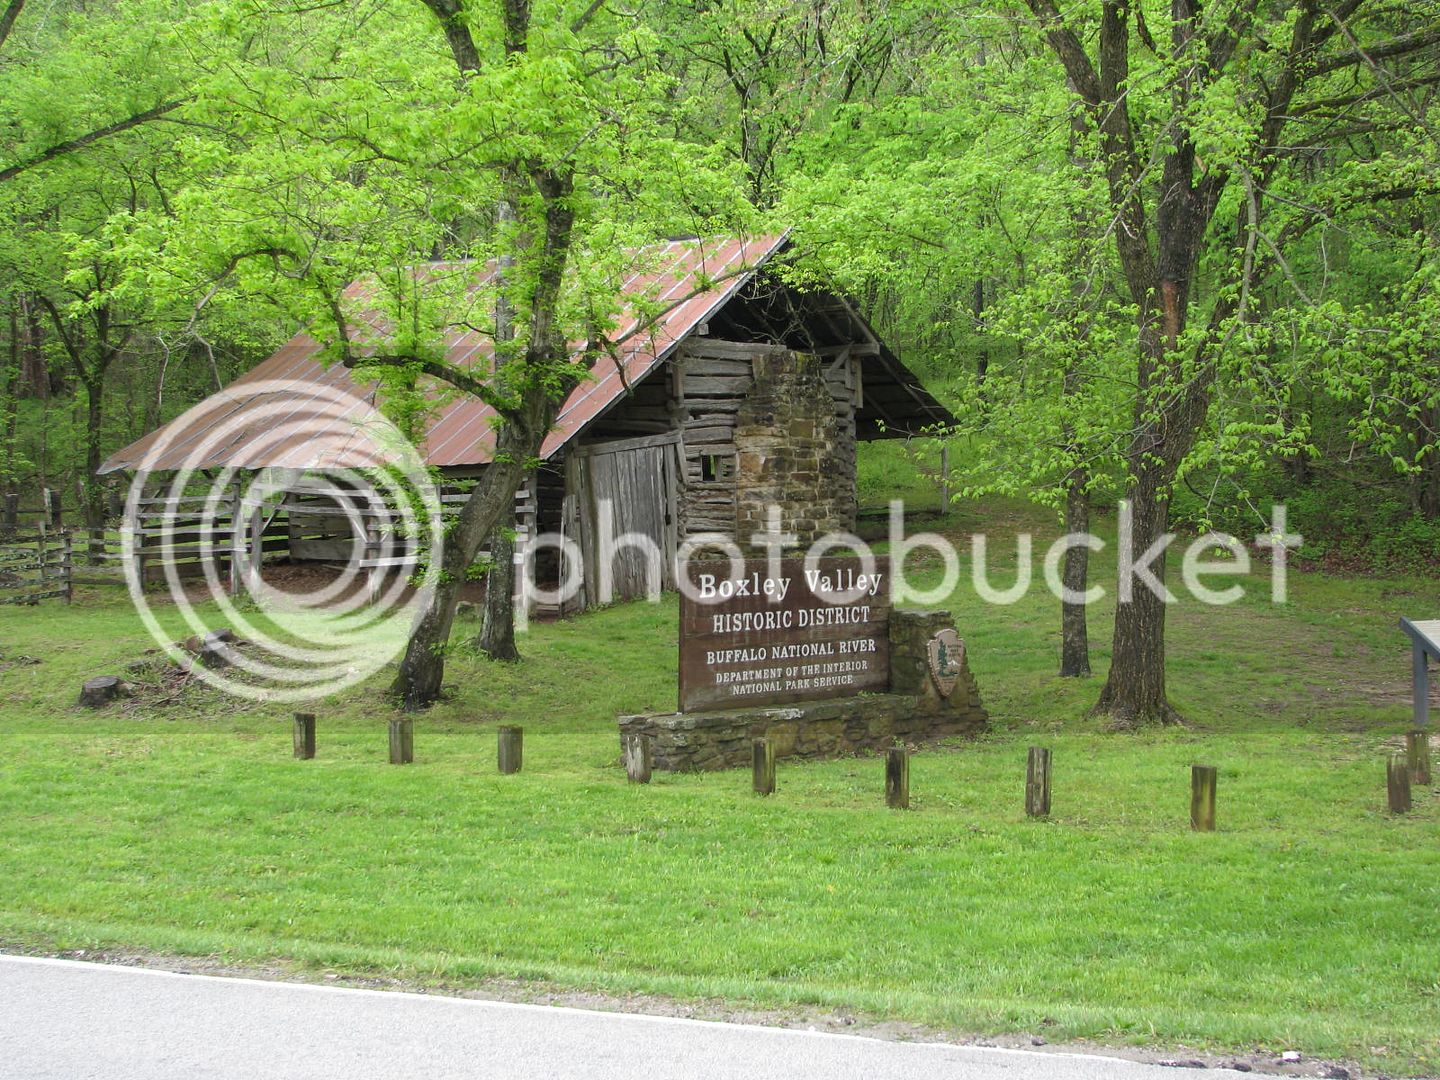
[{"x1": 1166, "y1": 601, "x2": 1435, "y2": 720}]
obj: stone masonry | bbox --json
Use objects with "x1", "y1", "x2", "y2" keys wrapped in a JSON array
[
  {"x1": 619, "y1": 609, "x2": 987, "y2": 771},
  {"x1": 734, "y1": 349, "x2": 853, "y2": 549}
]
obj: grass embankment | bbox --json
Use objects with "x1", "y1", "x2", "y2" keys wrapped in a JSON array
[{"x1": 1, "y1": 490, "x2": 1438, "y2": 1072}]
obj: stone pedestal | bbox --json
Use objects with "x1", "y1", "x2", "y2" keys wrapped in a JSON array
[{"x1": 620, "y1": 609, "x2": 986, "y2": 771}]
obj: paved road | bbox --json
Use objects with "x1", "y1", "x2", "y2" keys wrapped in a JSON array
[{"x1": 0, "y1": 955, "x2": 1254, "y2": 1080}]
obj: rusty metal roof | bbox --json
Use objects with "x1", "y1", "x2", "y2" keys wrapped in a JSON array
[{"x1": 101, "y1": 234, "x2": 790, "y2": 474}]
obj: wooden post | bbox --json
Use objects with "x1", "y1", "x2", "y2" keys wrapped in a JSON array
[
  {"x1": 247, "y1": 494, "x2": 264, "y2": 593},
  {"x1": 228, "y1": 483, "x2": 243, "y2": 597},
  {"x1": 498, "y1": 725, "x2": 523, "y2": 774},
  {"x1": 388, "y1": 718, "x2": 413, "y2": 765},
  {"x1": 1413, "y1": 640, "x2": 1430, "y2": 731},
  {"x1": 60, "y1": 530, "x2": 73, "y2": 603},
  {"x1": 43, "y1": 487, "x2": 60, "y2": 528},
  {"x1": 365, "y1": 518, "x2": 381, "y2": 606},
  {"x1": 1406, "y1": 730, "x2": 1432, "y2": 785},
  {"x1": 1190, "y1": 765, "x2": 1217, "y2": 832},
  {"x1": 752, "y1": 738, "x2": 775, "y2": 796},
  {"x1": 135, "y1": 511, "x2": 147, "y2": 592},
  {"x1": 623, "y1": 733, "x2": 652, "y2": 784},
  {"x1": 1025, "y1": 746, "x2": 1052, "y2": 818},
  {"x1": 35, "y1": 516, "x2": 46, "y2": 594},
  {"x1": 885, "y1": 747, "x2": 909, "y2": 809},
  {"x1": 293, "y1": 712, "x2": 316, "y2": 760},
  {"x1": 939, "y1": 444, "x2": 950, "y2": 508},
  {"x1": 1388, "y1": 752, "x2": 1413, "y2": 813}
]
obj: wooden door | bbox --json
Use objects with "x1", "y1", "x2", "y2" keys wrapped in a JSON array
[{"x1": 572, "y1": 433, "x2": 679, "y2": 604}]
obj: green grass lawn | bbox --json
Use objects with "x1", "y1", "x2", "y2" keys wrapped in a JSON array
[{"x1": 2, "y1": 496, "x2": 1439, "y2": 1073}]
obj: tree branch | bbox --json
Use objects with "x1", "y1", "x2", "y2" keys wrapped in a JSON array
[
  {"x1": 1023, "y1": 0, "x2": 1104, "y2": 105},
  {"x1": 341, "y1": 351, "x2": 515, "y2": 412},
  {"x1": 34, "y1": 295, "x2": 82, "y2": 371},
  {"x1": 1311, "y1": 24, "x2": 1440, "y2": 76},
  {"x1": 1291, "y1": 71, "x2": 1440, "y2": 115},
  {"x1": 0, "y1": 0, "x2": 23, "y2": 52},
  {"x1": 0, "y1": 98, "x2": 191, "y2": 184},
  {"x1": 1206, "y1": 0, "x2": 1266, "y2": 73},
  {"x1": 1308, "y1": 0, "x2": 1366, "y2": 47},
  {"x1": 569, "y1": 0, "x2": 605, "y2": 34},
  {"x1": 419, "y1": 0, "x2": 483, "y2": 73}
]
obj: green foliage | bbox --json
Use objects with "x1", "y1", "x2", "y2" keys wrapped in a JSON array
[
  {"x1": 1172, "y1": 466, "x2": 1440, "y2": 571},
  {"x1": 780, "y1": 0, "x2": 1440, "y2": 580},
  {"x1": 1, "y1": 0, "x2": 1437, "y2": 552}
]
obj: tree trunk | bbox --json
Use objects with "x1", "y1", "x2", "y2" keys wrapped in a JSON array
[
  {"x1": 392, "y1": 394, "x2": 553, "y2": 709},
  {"x1": 392, "y1": 0, "x2": 575, "y2": 709},
  {"x1": 393, "y1": 460, "x2": 524, "y2": 708},
  {"x1": 2, "y1": 304, "x2": 17, "y2": 536},
  {"x1": 1093, "y1": 466, "x2": 1179, "y2": 726},
  {"x1": 20, "y1": 295, "x2": 46, "y2": 399},
  {"x1": 972, "y1": 278, "x2": 988, "y2": 389},
  {"x1": 1059, "y1": 466, "x2": 1091, "y2": 677},
  {"x1": 1416, "y1": 395, "x2": 1440, "y2": 519},
  {"x1": 83, "y1": 378, "x2": 106, "y2": 562},
  {"x1": 475, "y1": 173, "x2": 522, "y2": 664},
  {"x1": 477, "y1": 513, "x2": 519, "y2": 661}
]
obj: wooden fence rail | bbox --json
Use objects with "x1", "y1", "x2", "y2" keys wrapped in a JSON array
[
  {"x1": 3, "y1": 476, "x2": 534, "y2": 599},
  {"x1": 0, "y1": 526, "x2": 72, "y2": 605}
]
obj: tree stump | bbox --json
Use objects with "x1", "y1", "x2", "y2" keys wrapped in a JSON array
[
  {"x1": 199, "y1": 641, "x2": 235, "y2": 669},
  {"x1": 623, "y1": 734, "x2": 652, "y2": 784},
  {"x1": 79, "y1": 676, "x2": 129, "y2": 708}
]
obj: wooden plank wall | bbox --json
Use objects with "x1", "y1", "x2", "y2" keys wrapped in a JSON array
[
  {"x1": 287, "y1": 491, "x2": 369, "y2": 562},
  {"x1": 561, "y1": 452, "x2": 586, "y2": 613},
  {"x1": 532, "y1": 462, "x2": 568, "y2": 601},
  {"x1": 580, "y1": 371, "x2": 674, "y2": 439},
  {"x1": 820, "y1": 349, "x2": 860, "y2": 530},
  {"x1": 675, "y1": 340, "x2": 751, "y2": 537},
  {"x1": 128, "y1": 476, "x2": 537, "y2": 594}
]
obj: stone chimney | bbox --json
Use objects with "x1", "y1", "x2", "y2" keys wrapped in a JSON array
[{"x1": 733, "y1": 349, "x2": 852, "y2": 549}]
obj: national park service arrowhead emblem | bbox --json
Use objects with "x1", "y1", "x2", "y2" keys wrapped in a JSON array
[{"x1": 927, "y1": 628, "x2": 965, "y2": 698}]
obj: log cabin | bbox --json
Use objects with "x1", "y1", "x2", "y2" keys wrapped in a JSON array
[{"x1": 100, "y1": 234, "x2": 954, "y2": 610}]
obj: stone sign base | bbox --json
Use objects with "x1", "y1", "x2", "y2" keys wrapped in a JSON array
[{"x1": 620, "y1": 610, "x2": 988, "y2": 771}]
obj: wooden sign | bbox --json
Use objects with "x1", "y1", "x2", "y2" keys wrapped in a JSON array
[
  {"x1": 926, "y1": 628, "x2": 965, "y2": 698},
  {"x1": 679, "y1": 556, "x2": 891, "y2": 712}
]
